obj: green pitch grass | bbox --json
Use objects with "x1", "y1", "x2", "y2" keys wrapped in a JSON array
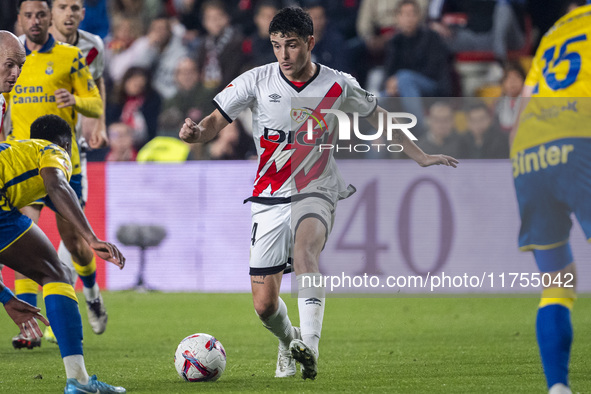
[{"x1": 1, "y1": 293, "x2": 591, "y2": 393}]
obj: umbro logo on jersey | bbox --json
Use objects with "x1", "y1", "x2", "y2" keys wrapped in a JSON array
[{"x1": 268, "y1": 93, "x2": 281, "y2": 103}]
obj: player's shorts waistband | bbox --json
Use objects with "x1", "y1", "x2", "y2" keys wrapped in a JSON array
[{"x1": 244, "y1": 192, "x2": 335, "y2": 206}]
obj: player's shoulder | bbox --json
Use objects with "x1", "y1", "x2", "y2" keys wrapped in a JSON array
[
  {"x1": 243, "y1": 63, "x2": 278, "y2": 82},
  {"x1": 77, "y1": 29, "x2": 105, "y2": 51},
  {"x1": 542, "y1": 5, "x2": 591, "y2": 41},
  {"x1": 54, "y1": 40, "x2": 84, "y2": 58},
  {"x1": 317, "y1": 63, "x2": 360, "y2": 86}
]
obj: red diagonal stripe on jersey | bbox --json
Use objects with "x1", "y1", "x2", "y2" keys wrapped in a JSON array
[
  {"x1": 86, "y1": 47, "x2": 98, "y2": 66},
  {"x1": 253, "y1": 82, "x2": 343, "y2": 196}
]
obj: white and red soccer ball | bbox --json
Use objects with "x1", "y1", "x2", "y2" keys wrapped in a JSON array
[{"x1": 174, "y1": 333, "x2": 227, "y2": 382}]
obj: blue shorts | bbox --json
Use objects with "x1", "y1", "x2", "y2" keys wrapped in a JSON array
[
  {"x1": 514, "y1": 137, "x2": 591, "y2": 252},
  {"x1": 38, "y1": 173, "x2": 85, "y2": 212},
  {"x1": 0, "y1": 205, "x2": 33, "y2": 253}
]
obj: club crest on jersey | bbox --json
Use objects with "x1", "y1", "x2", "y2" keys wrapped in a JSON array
[
  {"x1": 291, "y1": 107, "x2": 328, "y2": 133},
  {"x1": 268, "y1": 93, "x2": 281, "y2": 103},
  {"x1": 45, "y1": 62, "x2": 54, "y2": 75}
]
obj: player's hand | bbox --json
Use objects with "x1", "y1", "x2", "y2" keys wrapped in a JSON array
[
  {"x1": 4, "y1": 297, "x2": 50, "y2": 340},
  {"x1": 55, "y1": 89, "x2": 76, "y2": 108},
  {"x1": 420, "y1": 154, "x2": 458, "y2": 168},
  {"x1": 89, "y1": 240, "x2": 126, "y2": 269},
  {"x1": 89, "y1": 127, "x2": 109, "y2": 149},
  {"x1": 179, "y1": 118, "x2": 201, "y2": 143}
]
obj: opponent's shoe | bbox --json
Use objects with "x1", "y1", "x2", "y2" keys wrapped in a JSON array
[
  {"x1": 86, "y1": 294, "x2": 108, "y2": 334},
  {"x1": 64, "y1": 375, "x2": 126, "y2": 394},
  {"x1": 549, "y1": 383, "x2": 572, "y2": 394},
  {"x1": 275, "y1": 327, "x2": 301, "y2": 378},
  {"x1": 289, "y1": 338, "x2": 318, "y2": 380},
  {"x1": 12, "y1": 333, "x2": 41, "y2": 349},
  {"x1": 44, "y1": 326, "x2": 58, "y2": 344}
]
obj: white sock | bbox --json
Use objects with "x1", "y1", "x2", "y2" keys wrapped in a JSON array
[
  {"x1": 297, "y1": 273, "x2": 325, "y2": 355},
  {"x1": 83, "y1": 283, "x2": 100, "y2": 301},
  {"x1": 260, "y1": 297, "x2": 294, "y2": 351},
  {"x1": 63, "y1": 354, "x2": 89, "y2": 384},
  {"x1": 57, "y1": 241, "x2": 78, "y2": 286}
]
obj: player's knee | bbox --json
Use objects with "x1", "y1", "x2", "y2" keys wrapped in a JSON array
[
  {"x1": 41, "y1": 258, "x2": 73, "y2": 285},
  {"x1": 254, "y1": 298, "x2": 278, "y2": 320},
  {"x1": 62, "y1": 235, "x2": 91, "y2": 263}
]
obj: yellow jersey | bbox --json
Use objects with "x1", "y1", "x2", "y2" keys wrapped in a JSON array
[
  {"x1": 512, "y1": 5, "x2": 591, "y2": 156},
  {"x1": 4, "y1": 35, "x2": 102, "y2": 175},
  {"x1": 0, "y1": 139, "x2": 72, "y2": 211}
]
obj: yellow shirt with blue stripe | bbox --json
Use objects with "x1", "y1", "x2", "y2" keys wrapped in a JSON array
[
  {"x1": 4, "y1": 35, "x2": 102, "y2": 176},
  {"x1": 0, "y1": 139, "x2": 72, "y2": 211},
  {"x1": 512, "y1": 5, "x2": 591, "y2": 157}
]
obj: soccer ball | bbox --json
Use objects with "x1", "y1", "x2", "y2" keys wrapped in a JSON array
[{"x1": 174, "y1": 333, "x2": 227, "y2": 382}]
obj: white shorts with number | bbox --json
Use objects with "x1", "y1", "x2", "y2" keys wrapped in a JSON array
[{"x1": 249, "y1": 197, "x2": 335, "y2": 276}]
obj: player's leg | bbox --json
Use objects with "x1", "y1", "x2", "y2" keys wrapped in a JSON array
[
  {"x1": 533, "y1": 245, "x2": 576, "y2": 394},
  {"x1": 11, "y1": 205, "x2": 43, "y2": 348},
  {"x1": 55, "y1": 171, "x2": 108, "y2": 335},
  {"x1": 290, "y1": 216, "x2": 327, "y2": 380},
  {"x1": 249, "y1": 202, "x2": 298, "y2": 377},
  {"x1": 0, "y1": 223, "x2": 125, "y2": 393}
]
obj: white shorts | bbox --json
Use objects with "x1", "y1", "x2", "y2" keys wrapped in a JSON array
[{"x1": 249, "y1": 197, "x2": 335, "y2": 276}]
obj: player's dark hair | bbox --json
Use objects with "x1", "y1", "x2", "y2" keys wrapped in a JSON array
[
  {"x1": 18, "y1": 0, "x2": 52, "y2": 11},
  {"x1": 30, "y1": 115, "x2": 71, "y2": 148},
  {"x1": 269, "y1": 7, "x2": 313, "y2": 39}
]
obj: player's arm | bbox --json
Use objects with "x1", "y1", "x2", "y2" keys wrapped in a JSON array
[
  {"x1": 40, "y1": 167, "x2": 125, "y2": 268},
  {"x1": 179, "y1": 109, "x2": 230, "y2": 144},
  {"x1": 367, "y1": 106, "x2": 458, "y2": 167},
  {"x1": 87, "y1": 76, "x2": 108, "y2": 148},
  {"x1": 56, "y1": 56, "x2": 103, "y2": 118},
  {"x1": 0, "y1": 281, "x2": 50, "y2": 339}
]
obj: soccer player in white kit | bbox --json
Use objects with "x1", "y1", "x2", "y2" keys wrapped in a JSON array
[{"x1": 180, "y1": 7, "x2": 458, "y2": 380}]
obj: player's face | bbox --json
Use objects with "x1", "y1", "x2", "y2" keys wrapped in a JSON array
[
  {"x1": 52, "y1": 0, "x2": 85, "y2": 37},
  {"x1": 18, "y1": 1, "x2": 52, "y2": 45},
  {"x1": 271, "y1": 33, "x2": 313, "y2": 80},
  {"x1": 0, "y1": 44, "x2": 26, "y2": 93}
]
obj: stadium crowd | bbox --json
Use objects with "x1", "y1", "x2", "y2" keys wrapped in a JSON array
[{"x1": 0, "y1": 0, "x2": 584, "y2": 161}]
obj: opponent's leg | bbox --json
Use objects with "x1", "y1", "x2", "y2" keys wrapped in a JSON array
[
  {"x1": 291, "y1": 217, "x2": 327, "y2": 380},
  {"x1": 0, "y1": 224, "x2": 125, "y2": 393},
  {"x1": 251, "y1": 272, "x2": 298, "y2": 377},
  {"x1": 533, "y1": 245, "x2": 576, "y2": 394},
  {"x1": 56, "y1": 213, "x2": 108, "y2": 335}
]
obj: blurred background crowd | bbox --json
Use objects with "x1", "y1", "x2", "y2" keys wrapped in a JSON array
[{"x1": 0, "y1": 0, "x2": 584, "y2": 161}]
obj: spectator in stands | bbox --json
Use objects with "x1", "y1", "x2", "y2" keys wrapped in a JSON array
[
  {"x1": 105, "y1": 123, "x2": 137, "y2": 161},
  {"x1": 113, "y1": 15, "x2": 189, "y2": 100},
  {"x1": 307, "y1": 1, "x2": 351, "y2": 72},
  {"x1": 158, "y1": 57, "x2": 217, "y2": 136},
  {"x1": 318, "y1": 0, "x2": 360, "y2": 41},
  {"x1": 459, "y1": 101, "x2": 509, "y2": 159},
  {"x1": 382, "y1": 0, "x2": 451, "y2": 135},
  {"x1": 110, "y1": 0, "x2": 163, "y2": 27},
  {"x1": 416, "y1": 101, "x2": 462, "y2": 157},
  {"x1": 429, "y1": 0, "x2": 525, "y2": 81},
  {"x1": 196, "y1": 0, "x2": 244, "y2": 90},
  {"x1": 107, "y1": 67, "x2": 162, "y2": 150},
  {"x1": 495, "y1": 61, "x2": 525, "y2": 133},
  {"x1": 104, "y1": 15, "x2": 144, "y2": 85},
  {"x1": 207, "y1": 119, "x2": 256, "y2": 160},
  {"x1": 243, "y1": 0, "x2": 278, "y2": 69}
]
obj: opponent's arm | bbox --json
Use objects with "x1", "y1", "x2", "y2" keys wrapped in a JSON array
[
  {"x1": 0, "y1": 282, "x2": 49, "y2": 339},
  {"x1": 87, "y1": 76, "x2": 108, "y2": 148},
  {"x1": 179, "y1": 109, "x2": 230, "y2": 144},
  {"x1": 366, "y1": 106, "x2": 458, "y2": 167},
  {"x1": 40, "y1": 167, "x2": 125, "y2": 268}
]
